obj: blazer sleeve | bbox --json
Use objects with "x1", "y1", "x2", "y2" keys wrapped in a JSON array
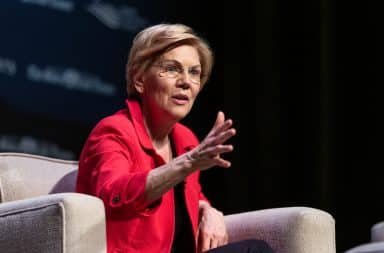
[{"x1": 76, "y1": 118, "x2": 158, "y2": 216}]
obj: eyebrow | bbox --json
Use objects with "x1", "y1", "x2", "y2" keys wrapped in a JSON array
[{"x1": 161, "y1": 59, "x2": 201, "y2": 69}]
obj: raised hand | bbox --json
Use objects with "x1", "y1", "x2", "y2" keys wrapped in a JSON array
[{"x1": 186, "y1": 111, "x2": 236, "y2": 171}]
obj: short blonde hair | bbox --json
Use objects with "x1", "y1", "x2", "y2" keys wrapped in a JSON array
[{"x1": 126, "y1": 23, "x2": 214, "y2": 98}]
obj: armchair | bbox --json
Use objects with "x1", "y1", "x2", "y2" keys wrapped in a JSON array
[
  {"x1": 344, "y1": 221, "x2": 384, "y2": 253},
  {"x1": 0, "y1": 152, "x2": 106, "y2": 253},
  {"x1": 0, "y1": 152, "x2": 336, "y2": 253}
]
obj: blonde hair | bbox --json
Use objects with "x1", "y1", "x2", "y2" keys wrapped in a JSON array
[{"x1": 125, "y1": 23, "x2": 214, "y2": 98}]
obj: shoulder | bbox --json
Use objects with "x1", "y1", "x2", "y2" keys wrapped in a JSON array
[
  {"x1": 90, "y1": 109, "x2": 134, "y2": 137},
  {"x1": 81, "y1": 108, "x2": 138, "y2": 155}
]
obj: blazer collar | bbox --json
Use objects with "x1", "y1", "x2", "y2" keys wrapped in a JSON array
[{"x1": 125, "y1": 99, "x2": 154, "y2": 151}]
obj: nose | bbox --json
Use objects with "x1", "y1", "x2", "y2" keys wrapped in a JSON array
[{"x1": 176, "y1": 71, "x2": 193, "y2": 88}]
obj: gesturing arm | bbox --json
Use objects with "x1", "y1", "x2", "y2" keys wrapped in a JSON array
[{"x1": 144, "y1": 111, "x2": 236, "y2": 205}]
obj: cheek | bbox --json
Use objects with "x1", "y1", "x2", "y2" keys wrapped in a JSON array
[
  {"x1": 154, "y1": 84, "x2": 172, "y2": 100},
  {"x1": 191, "y1": 85, "x2": 201, "y2": 98},
  {"x1": 148, "y1": 83, "x2": 174, "y2": 106},
  {"x1": 145, "y1": 75, "x2": 170, "y2": 94}
]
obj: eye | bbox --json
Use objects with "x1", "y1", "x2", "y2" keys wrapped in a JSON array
[
  {"x1": 189, "y1": 68, "x2": 201, "y2": 77},
  {"x1": 164, "y1": 64, "x2": 181, "y2": 73}
]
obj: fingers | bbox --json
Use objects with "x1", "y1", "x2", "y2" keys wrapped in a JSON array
[
  {"x1": 212, "y1": 155, "x2": 231, "y2": 168},
  {"x1": 209, "y1": 127, "x2": 236, "y2": 146},
  {"x1": 197, "y1": 206, "x2": 228, "y2": 252},
  {"x1": 199, "y1": 233, "x2": 211, "y2": 252},
  {"x1": 212, "y1": 111, "x2": 225, "y2": 130},
  {"x1": 188, "y1": 111, "x2": 236, "y2": 171},
  {"x1": 209, "y1": 113, "x2": 234, "y2": 137},
  {"x1": 212, "y1": 234, "x2": 228, "y2": 249},
  {"x1": 206, "y1": 111, "x2": 236, "y2": 147},
  {"x1": 219, "y1": 234, "x2": 229, "y2": 247},
  {"x1": 210, "y1": 239, "x2": 219, "y2": 250},
  {"x1": 191, "y1": 144, "x2": 233, "y2": 168},
  {"x1": 197, "y1": 144, "x2": 233, "y2": 158},
  {"x1": 199, "y1": 228, "x2": 225, "y2": 252}
]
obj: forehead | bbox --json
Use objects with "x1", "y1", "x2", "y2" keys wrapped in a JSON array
[{"x1": 160, "y1": 45, "x2": 200, "y2": 66}]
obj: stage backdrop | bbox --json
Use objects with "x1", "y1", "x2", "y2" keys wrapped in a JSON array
[{"x1": 0, "y1": 0, "x2": 168, "y2": 159}]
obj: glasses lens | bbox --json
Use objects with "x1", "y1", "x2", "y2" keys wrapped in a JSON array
[{"x1": 155, "y1": 61, "x2": 201, "y2": 84}]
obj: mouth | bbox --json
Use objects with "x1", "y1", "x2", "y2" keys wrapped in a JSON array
[{"x1": 171, "y1": 94, "x2": 189, "y2": 105}]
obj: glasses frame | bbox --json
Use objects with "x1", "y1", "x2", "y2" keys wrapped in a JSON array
[{"x1": 151, "y1": 60, "x2": 202, "y2": 85}]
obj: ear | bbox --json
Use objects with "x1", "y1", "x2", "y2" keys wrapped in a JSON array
[{"x1": 132, "y1": 71, "x2": 145, "y2": 94}]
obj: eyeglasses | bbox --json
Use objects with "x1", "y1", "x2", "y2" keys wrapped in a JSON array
[{"x1": 152, "y1": 60, "x2": 202, "y2": 84}]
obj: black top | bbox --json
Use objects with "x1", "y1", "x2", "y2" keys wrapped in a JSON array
[
  {"x1": 171, "y1": 182, "x2": 195, "y2": 253},
  {"x1": 170, "y1": 140, "x2": 194, "y2": 253}
]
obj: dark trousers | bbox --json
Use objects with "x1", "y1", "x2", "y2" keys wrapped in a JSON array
[{"x1": 206, "y1": 239, "x2": 274, "y2": 253}]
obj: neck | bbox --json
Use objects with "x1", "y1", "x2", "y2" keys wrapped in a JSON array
[
  {"x1": 150, "y1": 132, "x2": 173, "y2": 162},
  {"x1": 141, "y1": 106, "x2": 177, "y2": 149}
]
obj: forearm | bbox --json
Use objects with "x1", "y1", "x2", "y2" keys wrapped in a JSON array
[{"x1": 144, "y1": 153, "x2": 195, "y2": 203}]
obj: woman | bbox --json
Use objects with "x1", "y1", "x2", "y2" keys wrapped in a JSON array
[{"x1": 76, "y1": 23, "x2": 274, "y2": 253}]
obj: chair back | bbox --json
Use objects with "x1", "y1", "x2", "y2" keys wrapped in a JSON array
[{"x1": 0, "y1": 152, "x2": 78, "y2": 203}]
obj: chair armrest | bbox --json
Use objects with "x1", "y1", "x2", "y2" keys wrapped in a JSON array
[
  {"x1": 343, "y1": 222, "x2": 384, "y2": 253},
  {"x1": 344, "y1": 242, "x2": 384, "y2": 253},
  {"x1": 0, "y1": 193, "x2": 106, "y2": 253},
  {"x1": 224, "y1": 207, "x2": 336, "y2": 253},
  {"x1": 372, "y1": 221, "x2": 384, "y2": 242}
]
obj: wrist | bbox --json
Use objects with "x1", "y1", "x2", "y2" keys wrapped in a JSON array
[{"x1": 170, "y1": 154, "x2": 195, "y2": 178}]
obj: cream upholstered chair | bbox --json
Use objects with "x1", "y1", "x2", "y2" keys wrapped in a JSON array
[
  {"x1": 0, "y1": 152, "x2": 336, "y2": 253},
  {"x1": 344, "y1": 222, "x2": 384, "y2": 253},
  {"x1": 0, "y1": 152, "x2": 106, "y2": 253}
]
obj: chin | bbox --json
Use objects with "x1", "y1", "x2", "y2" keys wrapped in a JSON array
[{"x1": 170, "y1": 106, "x2": 191, "y2": 121}]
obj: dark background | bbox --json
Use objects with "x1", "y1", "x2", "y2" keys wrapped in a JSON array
[{"x1": 0, "y1": 1, "x2": 380, "y2": 252}]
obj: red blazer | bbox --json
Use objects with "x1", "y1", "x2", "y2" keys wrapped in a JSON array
[{"x1": 76, "y1": 99, "x2": 209, "y2": 253}]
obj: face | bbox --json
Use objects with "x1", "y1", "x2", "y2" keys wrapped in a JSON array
[{"x1": 135, "y1": 45, "x2": 202, "y2": 122}]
